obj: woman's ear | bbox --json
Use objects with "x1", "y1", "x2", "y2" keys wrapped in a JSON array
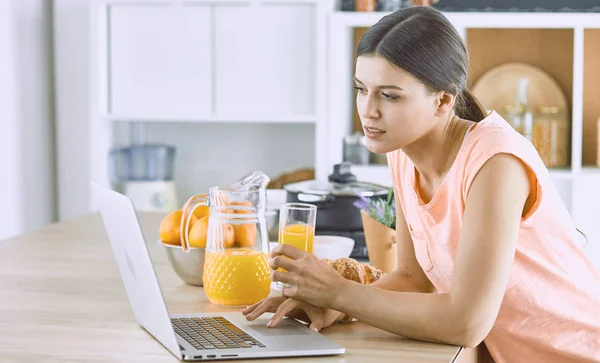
[{"x1": 435, "y1": 91, "x2": 456, "y2": 117}]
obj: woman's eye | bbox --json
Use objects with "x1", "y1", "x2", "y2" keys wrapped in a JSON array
[
  {"x1": 353, "y1": 86, "x2": 366, "y2": 94},
  {"x1": 382, "y1": 92, "x2": 399, "y2": 101}
]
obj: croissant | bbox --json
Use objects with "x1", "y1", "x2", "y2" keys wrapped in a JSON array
[{"x1": 323, "y1": 257, "x2": 385, "y2": 285}]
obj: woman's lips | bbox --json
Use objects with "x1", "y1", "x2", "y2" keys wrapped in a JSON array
[{"x1": 364, "y1": 126, "x2": 386, "y2": 139}]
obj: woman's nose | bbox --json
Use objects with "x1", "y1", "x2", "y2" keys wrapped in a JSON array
[{"x1": 359, "y1": 96, "x2": 380, "y2": 120}]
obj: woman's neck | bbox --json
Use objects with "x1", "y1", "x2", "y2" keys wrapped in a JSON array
[{"x1": 402, "y1": 113, "x2": 474, "y2": 185}]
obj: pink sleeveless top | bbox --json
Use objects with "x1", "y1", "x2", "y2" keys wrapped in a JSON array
[{"x1": 387, "y1": 111, "x2": 600, "y2": 363}]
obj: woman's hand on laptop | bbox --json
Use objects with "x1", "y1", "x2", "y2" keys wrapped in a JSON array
[
  {"x1": 242, "y1": 296, "x2": 344, "y2": 332},
  {"x1": 243, "y1": 296, "x2": 308, "y2": 323}
]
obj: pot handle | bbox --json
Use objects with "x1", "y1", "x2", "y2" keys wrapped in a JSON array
[{"x1": 297, "y1": 193, "x2": 335, "y2": 206}]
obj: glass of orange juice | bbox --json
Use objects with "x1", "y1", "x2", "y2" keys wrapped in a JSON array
[{"x1": 277, "y1": 203, "x2": 317, "y2": 289}]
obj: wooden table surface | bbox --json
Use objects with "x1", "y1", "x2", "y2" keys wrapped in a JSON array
[{"x1": 0, "y1": 212, "x2": 486, "y2": 363}]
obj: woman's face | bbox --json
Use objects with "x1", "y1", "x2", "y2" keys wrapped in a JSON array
[{"x1": 354, "y1": 55, "x2": 442, "y2": 154}]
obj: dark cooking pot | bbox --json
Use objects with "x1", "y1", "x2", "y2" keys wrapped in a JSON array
[{"x1": 283, "y1": 163, "x2": 390, "y2": 232}]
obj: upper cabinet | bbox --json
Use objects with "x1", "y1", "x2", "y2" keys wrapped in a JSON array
[
  {"x1": 214, "y1": 3, "x2": 316, "y2": 119},
  {"x1": 109, "y1": 5, "x2": 213, "y2": 119},
  {"x1": 105, "y1": 1, "x2": 319, "y2": 122}
]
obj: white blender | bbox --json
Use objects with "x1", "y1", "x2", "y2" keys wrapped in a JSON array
[{"x1": 109, "y1": 135, "x2": 179, "y2": 212}]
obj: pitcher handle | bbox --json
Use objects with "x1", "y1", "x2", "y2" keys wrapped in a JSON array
[{"x1": 180, "y1": 194, "x2": 209, "y2": 252}]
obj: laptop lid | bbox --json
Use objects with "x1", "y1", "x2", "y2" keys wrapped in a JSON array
[{"x1": 92, "y1": 182, "x2": 182, "y2": 359}]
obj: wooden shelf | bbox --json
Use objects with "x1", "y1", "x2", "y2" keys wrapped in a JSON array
[
  {"x1": 466, "y1": 28, "x2": 574, "y2": 169},
  {"x1": 466, "y1": 28, "x2": 574, "y2": 106},
  {"x1": 583, "y1": 29, "x2": 600, "y2": 166}
]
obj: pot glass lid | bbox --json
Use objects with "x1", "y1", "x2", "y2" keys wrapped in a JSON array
[{"x1": 284, "y1": 179, "x2": 390, "y2": 197}]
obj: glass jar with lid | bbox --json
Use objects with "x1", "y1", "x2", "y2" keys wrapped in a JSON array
[
  {"x1": 532, "y1": 106, "x2": 569, "y2": 168},
  {"x1": 503, "y1": 104, "x2": 533, "y2": 142}
]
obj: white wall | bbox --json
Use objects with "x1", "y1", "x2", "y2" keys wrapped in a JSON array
[
  {"x1": 144, "y1": 122, "x2": 315, "y2": 203},
  {"x1": 0, "y1": 0, "x2": 55, "y2": 241},
  {"x1": 110, "y1": 121, "x2": 315, "y2": 206},
  {"x1": 0, "y1": 0, "x2": 24, "y2": 240},
  {"x1": 53, "y1": 0, "x2": 90, "y2": 221}
]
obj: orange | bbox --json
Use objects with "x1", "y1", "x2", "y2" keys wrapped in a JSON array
[
  {"x1": 181, "y1": 194, "x2": 210, "y2": 219},
  {"x1": 234, "y1": 224, "x2": 257, "y2": 248},
  {"x1": 159, "y1": 210, "x2": 183, "y2": 245},
  {"x1": 189, "y1": 216, "x2": 209, "y2": 248},
  {"x1": 185, "y1": 217, "x2": 235, "y2": 249},
  {"x1": 222, "y1": 224, "x2": 236, "y2": 248},
  {"x1": 191, "y1": 205, "x2": 210, "y2": 219},
  {"x1": 229, "y1": 201, "x2": 253, "y2": 214},
  {"x1": 159, "y1": 210, "x2": 197, "y2": 246}
]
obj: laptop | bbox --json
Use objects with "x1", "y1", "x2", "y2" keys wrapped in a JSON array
[{"x1": 92, "y1": 182, "x2": 346, "y2": 361}]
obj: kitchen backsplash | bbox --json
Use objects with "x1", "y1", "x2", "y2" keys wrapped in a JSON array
[{"x1": 112, "y1": 122, "x2": 316, "y2": 205}]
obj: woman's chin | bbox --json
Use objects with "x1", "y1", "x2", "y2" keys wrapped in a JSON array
[{"x1": 365, "y1": 140, "x2": 392, "y2": 154}]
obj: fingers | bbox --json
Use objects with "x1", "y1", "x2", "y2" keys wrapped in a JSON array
[
  {"x1": 243, "y1": 296, "x2": 286, "y2": 321},
  {"x1": 281, "y1": 285, "x2": 298, "y2": 299},
  {"x1": 270, "y1": 270, "x2": 295, "y2": 286},
  {"x1": 308, "y1": 321, "x2": 323, "y2": 332},
  {"x1": 267, "y1": 298, "x2": 303, "y2": 328},
  {"x1": 269, "y1": 256, "x2": 296, "y2": 272},
  {"x1": 271, "y1": 244, "x2": 306, "y2": 260},
  {"x1": 242, "y1": 299, "x2": 265, "y2": 316}
]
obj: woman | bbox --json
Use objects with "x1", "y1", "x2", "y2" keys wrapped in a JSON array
[{"x1": 243, "y1": 6, "x2": 600, "y2": 362}]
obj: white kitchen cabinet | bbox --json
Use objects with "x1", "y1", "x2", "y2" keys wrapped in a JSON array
[
  {"x1": 213, "y1": 3, "x2": 316, "y2": 118},
  {"x1": 108, "y1": 4, "x2": 213, "y2": 118},
  {"x1": 85, "y1": 0, "x2": 333, "y2": 217}
]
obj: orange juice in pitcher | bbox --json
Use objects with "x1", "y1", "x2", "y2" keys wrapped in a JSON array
[
  {"x1": 203, "y1": 249, "x2": 270, "y2": 307},
  {"x1": 181, "y1": 171, "x2": 272, "y2": 307}
]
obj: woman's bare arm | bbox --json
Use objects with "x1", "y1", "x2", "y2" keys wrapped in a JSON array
[{"x1": 369, "y1": 190, "x2": 435, "y2": 293}]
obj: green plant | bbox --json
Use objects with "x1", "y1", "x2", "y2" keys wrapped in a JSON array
[{"x1": 353, "y1": 188, "x2": 396, "y2": 230}]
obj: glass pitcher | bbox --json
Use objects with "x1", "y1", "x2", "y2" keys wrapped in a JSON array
[{"x1": 180, "y1": 171, "x2": 272, "y2": 307}]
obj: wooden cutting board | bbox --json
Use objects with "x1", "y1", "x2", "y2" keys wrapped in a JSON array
[{"x1": 472, "y1": 62, "x2": 569, "y2": 117}]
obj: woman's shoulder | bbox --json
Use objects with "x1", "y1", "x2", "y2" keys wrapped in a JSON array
[
  {"x1": 465, "y1": 110, "x2": 519, "y2": 141},
  {"x1": 462, "y1": 111, "x2": 544, "y2": 169},
  {"x1": 458, "y1": 111, "x2": 549, "y2": 212}
]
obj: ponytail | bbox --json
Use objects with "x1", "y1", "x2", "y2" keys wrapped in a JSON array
[{"x1": 454, "y1": 87, "x2": 488, "y2": 122}]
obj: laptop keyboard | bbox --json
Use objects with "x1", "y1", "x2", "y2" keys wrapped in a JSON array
[{"x1": 172, "y1": 317, "x2": 266, "y2": 351}]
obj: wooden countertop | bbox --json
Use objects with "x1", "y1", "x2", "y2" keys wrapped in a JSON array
[{"x1": 0, "y1": 212, "x2": 490, "y2": 362}]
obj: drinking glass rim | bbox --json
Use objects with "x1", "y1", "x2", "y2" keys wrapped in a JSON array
[{"x1": 281, "y1": 203, "x2": 317, "y2": 211}]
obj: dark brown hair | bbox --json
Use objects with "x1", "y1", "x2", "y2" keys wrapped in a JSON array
[{"x1": 356, "y1": 6, "x2": 487, "y2": 122}]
